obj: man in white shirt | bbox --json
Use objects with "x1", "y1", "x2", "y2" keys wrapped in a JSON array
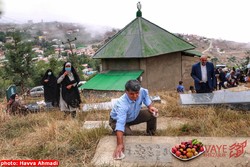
[{"x1": 191, "y1": 55, "x2": 216, "y2": 93}]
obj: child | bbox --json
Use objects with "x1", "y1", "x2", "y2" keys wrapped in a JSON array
[
  {"x1": 176, "y1": 81, "x2": 185, "y2": 93},
  {"x1": 188, "y1": 86, "x2": 196, "y2": 94}
]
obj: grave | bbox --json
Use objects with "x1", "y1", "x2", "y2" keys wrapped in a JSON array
[
  {"x1": 82, "y1": 117, "x2": 187, "y2": 132},
  {"x1": 123, "y1": 143, "x2": 171, "y2": 163},
  {"x1": 91, "y1": 136, "x2": 250, "y2": 167},
  {"x1": 83, "y1": 121, "x2": 111, "y2": 130},
  {"x1": 180, "y1": 90, "x2": 250, "y2": 109},
  {"x1": 26, "y1": 101, "x2": 54, "y2": 112},
  {"x1": 82, "y1": 96, "x2": 161, "y2": 112}
]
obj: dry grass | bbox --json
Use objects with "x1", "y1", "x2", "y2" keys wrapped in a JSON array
[{"x1": 0, "y1": 91, "x2": 250, "y2": 166}]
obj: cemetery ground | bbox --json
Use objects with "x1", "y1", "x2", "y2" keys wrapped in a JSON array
[{"x1": 0, "y1": 91, "x2": 249, "y2": 166}]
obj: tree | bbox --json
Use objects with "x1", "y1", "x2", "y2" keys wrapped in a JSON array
[
  {"x1": 245, "y1": 50, "x2": 250, "y2": 56},
  {"x1": 211, "y1": 57, "x2": 219, "y2": 66},
  {"x1": 0, "y1": 31, "x2": 6, "y2": 42},
  {"x1": 3, "y1": 32, "x2": 35, "y2": 94},
  {"x1": 31, "y1": 58, "x2": 64, "y2": 86},
  {"x1": 227, "y1": 56, "x2": 236, "y2": 67},
  {"x1": 240, "y1": 56, "x2": 250, "y2": 72}
]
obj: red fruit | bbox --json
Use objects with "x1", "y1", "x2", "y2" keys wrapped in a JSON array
[
  {"x1": 183, "y1": 151, "x2": 187, "y2": 155},
  {"x1": 199, "y1": 146, "x2": 204, "y2": 152},
  {"x1": 175, "y1": 151, "x2": 181, "y2": 157},
  {"x1": 172, "y1": 147, "x2": 177, "y2": 153},
  {"x1": 180, "y1": 144, "x2": 186, "y2": 148},
  {"x1": 181, "y1": 141, "x2": 188, "y2": 145},
  {"x1": 175, "y1": 144, "x2": 180, "y2": 149}
]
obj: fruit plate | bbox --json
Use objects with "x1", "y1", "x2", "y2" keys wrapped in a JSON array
[{"x1": 170, "y1": 146, "x2": 206, "y2": 161}]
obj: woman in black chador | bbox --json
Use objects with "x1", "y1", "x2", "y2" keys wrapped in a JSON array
[
  {"x1": 41, "y1": 69, "x2": 58, "y2": 107},
  {"x1": 57, "y1": 62, "x2": 81, "y2": 118}
]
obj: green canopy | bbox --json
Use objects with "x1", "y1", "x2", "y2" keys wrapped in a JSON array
[{"x1": 80, "y1": 70, "x2": 144, "y2": 91}]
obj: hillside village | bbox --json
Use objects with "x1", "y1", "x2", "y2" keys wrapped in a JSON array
[
  {"x1": 1, "y1": 21, "x2": 250, "y2": 69},
  {"x1": 0, "y1": 21, "x2": 118, "y2": 70}
]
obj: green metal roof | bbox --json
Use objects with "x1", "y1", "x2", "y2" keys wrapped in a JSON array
[
  {"x1": 183, "y1": 49, "x2": 202, "y2": 57},
  {"x1": 93, "y1": 17, "x2": 195, "y2": 59},
  {"x1": 76, "y1": 44, "x2": 86, "y2": 49},
  {"x1": 80, "y1": 70, "x2": 143, "y2": 91}
]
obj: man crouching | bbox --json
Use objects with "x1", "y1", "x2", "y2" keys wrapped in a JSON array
[{"x1": 109, "y1": 79, "x2": 158, "y2": 159}]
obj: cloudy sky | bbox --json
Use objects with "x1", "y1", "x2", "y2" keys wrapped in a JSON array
[{"x1": 1, "y1": 0, "x2": 250, "y2": 43}]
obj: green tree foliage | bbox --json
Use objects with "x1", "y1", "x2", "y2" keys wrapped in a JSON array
[
  {"x1": 246, "y1": 50, "x2": 250, "y2": 56},
  {"x1": 226, "y1": 56, "x2": 237, "y2": 67},
  {"x1": 211, "y1": 57, "x2": 219, "y2": 65},
  {"x1": 239, "y1": 56, "x2": 250, "y2": 71},
  {"x1": 31, "y1": 61, "x2": 50, "y2": 87},
  {"x1": 31, "y1": 58, "x2": 64, "y2": 86},
  {"x1": 0, "y1": 68, "x2": 12, "y2": 98},
  {"x1": 3, "y1": 32, "x2": 35, "y2": 93},
  {"x1": 78, "y1": 55, "x2": 100, "y2": 71},
  {"x1": 36, "y1": 30, "x2": 43, "y2": 36},
  {"x1": 0, "y1": 31, "x2": 6, "y2": 42}
]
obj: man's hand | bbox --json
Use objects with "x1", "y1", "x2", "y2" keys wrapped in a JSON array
[
  {"x1": 113, "y1": 130, "x2": 124, "y2": 159},
  {"x1": 113, "y1": 144, "x2": 124, "y2": 159},
  {"x1": 148, "y1": 106, "x2": 158, "y2": 113}
]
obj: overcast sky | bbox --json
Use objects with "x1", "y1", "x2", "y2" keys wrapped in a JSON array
[{"x1": 1, "y1": 0, "x2": 250, "y2": 43}]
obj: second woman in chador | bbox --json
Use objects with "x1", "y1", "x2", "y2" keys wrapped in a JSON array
[
  {"x1": 41, "y1": 69, "x2": 58, "y2": 107},
  {"x1": 57, "y1": 62, "x2": 81, "y2": 118}
]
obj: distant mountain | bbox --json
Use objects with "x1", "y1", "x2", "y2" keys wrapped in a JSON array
[
  {"x1": 176, "y1": 33, "x2": 250, "y2": 66},
  {"x1": 1, "y1": 21, "x2": 250, "y2": 67}
]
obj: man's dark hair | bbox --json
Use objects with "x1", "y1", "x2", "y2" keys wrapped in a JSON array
[
  {"x1": 179, "y1": 81, "x2": 183, "y2": 85},
  {"x1": 125, "y1": 80, "x2": 141, "y2": 91}
]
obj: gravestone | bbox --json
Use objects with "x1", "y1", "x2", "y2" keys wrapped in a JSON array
[
  {"x1": 91, "y1": 136, "x2": 250, "y2": 167},
  {"x1": 124, "y1": 143, "x2": 171, "y2": 163},
  {"x1": 82, "y1": 101, "x2": 113, "y2": 112},
  {"x1": 6, "y1": 84, "x2": 16, "y2": 101},
  {"x1": 82, "y1": 117, "x2": 187, "y2": 131},
  {"x1": 180, "y1": 90, "x2": 250, "y2": 105},
  {"x1": 83, "y1": 121, "x2": 111, "y2": 130},
  {"x1": 82, "y1": 96, "x2": 161, "y2": 112}
]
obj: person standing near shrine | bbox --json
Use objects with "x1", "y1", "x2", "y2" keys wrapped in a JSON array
[{"x1": 191, "y1": 55, "x2": 216, "y2": 93}]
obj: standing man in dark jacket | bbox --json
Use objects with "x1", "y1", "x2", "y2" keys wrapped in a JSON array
[{"x1": 191, "y1": 55, "x2": 216, "y2": 93}]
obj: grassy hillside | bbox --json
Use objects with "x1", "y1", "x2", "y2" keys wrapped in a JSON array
[{"x1": 0, "y1": 91, "x2": 249, "y2": 166}]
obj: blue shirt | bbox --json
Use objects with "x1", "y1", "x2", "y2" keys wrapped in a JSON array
[
  {"x1": 110, "y1": 88, "x2": 152, "y2": 132},
  {"x1": 177, "y1": 85, "x2": 184, "y2": 93}
]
